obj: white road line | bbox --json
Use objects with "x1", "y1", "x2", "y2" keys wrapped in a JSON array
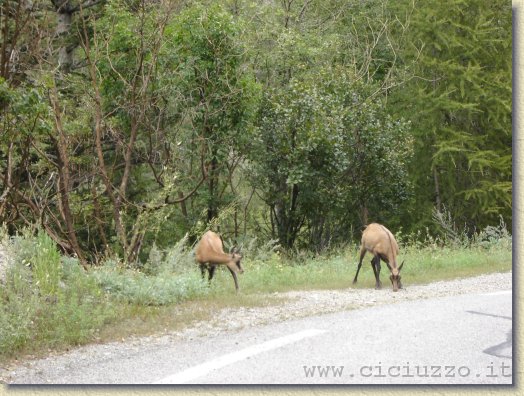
[{"x1": 153, "y1": 328, "x2": 326, "y2": 384}]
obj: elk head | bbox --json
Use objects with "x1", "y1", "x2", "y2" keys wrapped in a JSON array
[
  {"x1": 386, "y1": 260, "x2": 404, "y2": 292},
  {"x1": 230, "y1": 247, "x2": 244, "y2": 274}
]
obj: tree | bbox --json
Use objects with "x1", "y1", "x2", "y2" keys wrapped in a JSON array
[
  {"x1": 171, "y1": 3, "x2": 260, "y2": 225},
  {"x1": 249, "y1": 68, "x2": 412, "y2": 250},
  {"x1": 388, "y1": 0, "x2": 511, "y2": 232},
  {"x1": 0, "y1": 0, "x2": 104, "y2": 265},
  {"x1": 80, "y1": 0, "x2": 204, "y2": 262}
]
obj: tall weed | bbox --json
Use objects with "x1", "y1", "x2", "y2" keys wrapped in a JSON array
[
  {"x1": 92, "y1": 263, "x2": 208, "y2": 306},
  {"x1": 0, "y1": 229, "x2": 112, "y2": 359}
]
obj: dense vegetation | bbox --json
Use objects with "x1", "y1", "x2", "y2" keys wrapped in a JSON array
[
  {"x1": 0, "y1": 0, "x2": 512, "y2": 359},
  {"x1": 0, "y1": 219, "x2": 512, "y2": 359},
  {"x1": 0, "y1": 0, "x2": 511, "y2": 264}
]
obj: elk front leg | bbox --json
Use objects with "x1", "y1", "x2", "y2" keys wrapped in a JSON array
[
  {"x1": 228, "y1": 267, "x2": 240, "y2": 293},
  {"x1": 208, "y1": 265, "x2": 216, "y2": 282},
  {"x1": 199, "y1": 264, "x2": 206, "y2": 280}
]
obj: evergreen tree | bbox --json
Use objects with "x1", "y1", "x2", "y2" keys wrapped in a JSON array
[{"x1": 389, "y1": 0, "x2": 511, "y2": 232}]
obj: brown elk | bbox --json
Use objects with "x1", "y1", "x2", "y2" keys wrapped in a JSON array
[
  {"x1": 352, "y1": 223, "x2": 404, "y2": 292},
  {"x1": 195, "y1": 230, "x2": 244, "y2": 292}
]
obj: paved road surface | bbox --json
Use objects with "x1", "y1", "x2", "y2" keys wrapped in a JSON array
[{"x1": 6, "y1": 289, "x2": 512, "y2": 385}]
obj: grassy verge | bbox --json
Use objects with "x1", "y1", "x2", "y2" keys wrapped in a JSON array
[
  {"x1": 0, "y1": 227, "x2": 512, "y2": 364},
  {"x1": 0, "y1": 231, "x2": 115, "y2": 362},
  {"x1": 91, "y1": 239, "x2": 512, "y2": 351},
  {"x1": 199, "y1": 243, "x2": 512, "y2": 294}
]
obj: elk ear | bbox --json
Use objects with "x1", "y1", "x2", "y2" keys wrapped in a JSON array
[
  {"x1": 386, "y1": 262, "x2": 392, "y2": 271},
  {"x1": 399, "y1": 260, "x2": 405, "y2": 271},
  {"x1": 232, "y1": 252, "x2": 242, "y2": 262}
]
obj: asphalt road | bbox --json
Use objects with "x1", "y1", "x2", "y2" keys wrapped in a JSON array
[{"x1": 7, "y1": 290, "x2": 512, "y2": 385}]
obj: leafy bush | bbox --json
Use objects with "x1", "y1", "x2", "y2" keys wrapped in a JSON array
[
  {"x1": 227, "y1": 235, "x2": 281, "y2": 263},
  {"x1": 0, "y1": 229, "x2": 112, "y2": 359},
  {"x1": 10, "y1": 229, "x2": 62, "y2": 297},
  {"x1": 0, "y1": 279, "x2": 37, "y2": 354},
  {"x1": 92, "y1": 263, "x2": 208, "y2": 306},
  {"x1": 160, "y1": 233, "x2": 196, "y2": 275},
  {"x1": 473, "y1": 216, "x2": 511, "y2": 250}
]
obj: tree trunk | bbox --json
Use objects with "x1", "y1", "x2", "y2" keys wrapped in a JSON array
[
  {"x1": 178, "y1": 191, "x2": 188, "y2": 219},
  {"x1": 56, "y1": 9, "x2": 73, "y2": 71},
  {"x1": 52, "y1": 0, "x2": 76, "y2": 72},
  {"x1": 433, "y1": 166, "x2": 442, "y2": 210},
  {"x1": 81, "y1": 13, "x2": 129, "y2": 256},
  {"x1": 91, "y1": 183, "x2": 109, "y2": 256},
  {"x1": 49, "y1": 88, "x2": 87, "y2": 268},
  {"x1": 207, "y1": 155, "x2": 219, "y2": 222}
]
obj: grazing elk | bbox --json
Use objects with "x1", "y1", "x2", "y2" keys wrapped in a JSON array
[
  {"x1": 352, "y1": 223, "x2": 404, "y2": 292},
  {"x1": 195, "y1": 230, "x2": 243, "y2": 292}
]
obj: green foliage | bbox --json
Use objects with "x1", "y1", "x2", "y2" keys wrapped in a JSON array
[
  {"x1": 249, "y1": 68, "x2": 413, "y2": 249},
  {"x1": 145, "y1": 233, "x2": 195, "y2": 275},
  {"x1": 0, "y1": 80, "x2": 54, "y2": 188},
  {"x1": 91, "y1": 265, "x2": 208, "y2": 306},
  {"x1": 0, "y1": 230, "x2": 112, "y2": 359},
  {"x1": 171, "y1": 2, "x2": 262, "y2": 222},
  {"x1": 388, "y1": 0, "x2": 511, "y2": 232},
  {"x1": 0, "y1": 0, "x2": 513, "y2": 361},
  {"x1": 0, "y1": 293, "x2": 36, "y2": 354},
  {"x1": 0, "y1": 219, "x2": 511, "y2": 359},
  {"x1": 220, "y1": 229, "x2": 510, "y2": 294},
  {"x1": 0, "y1": 0, "x2": 512, "y2": 263},
  {"x1": 12, "y1": 229, "x2": 62, "y2": 297}
]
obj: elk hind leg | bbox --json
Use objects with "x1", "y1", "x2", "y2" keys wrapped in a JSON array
[{"x1": 372, "y1": 255, "x2": 382, "y2": 290}]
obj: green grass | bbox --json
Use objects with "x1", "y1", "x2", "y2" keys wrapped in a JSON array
[
  {"x1": 203, "y1": 243, "x2": 512, "y2": 294},
  {"x1": 0, "y1": 233, "x2": 115, "y2": 362},
  {"x1": 0, "y1": 227, "x2": 512, "y2": 364}
]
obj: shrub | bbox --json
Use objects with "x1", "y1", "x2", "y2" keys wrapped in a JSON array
[
  {"x1": 0, "y1": 229, "x2": 112, "y2": 358},
  {"x1": 160, "y1": 233, "x2": 195, "y2": 275},
  {"x1": 92, "y1": 264, "x2": 208, "y2": 306}
]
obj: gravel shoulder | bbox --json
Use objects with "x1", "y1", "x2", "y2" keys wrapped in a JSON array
[
  {"x1": 0, "y1": 271, "x2": 512, "y2": 383},
  {"x1": 202, "y1": 271, "x2": 512, "y2": 335}
]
